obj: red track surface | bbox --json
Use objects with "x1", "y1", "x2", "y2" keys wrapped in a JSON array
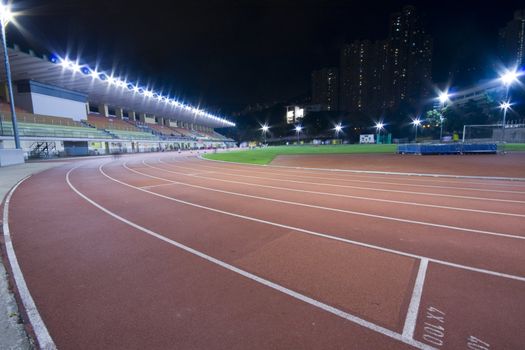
[{"x1": 4, "y1": 153, "x2": 525, "y2": 349}]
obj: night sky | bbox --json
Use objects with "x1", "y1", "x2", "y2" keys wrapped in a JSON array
[{"x1": 8, "y1": 0, "x2": 525, "y2": 114}]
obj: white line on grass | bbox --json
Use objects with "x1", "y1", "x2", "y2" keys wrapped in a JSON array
[
  {"x1": 66, "y1": 165, "x2": 434, "y2": 350},
  {"x1": 2, "y1": 177, "x2": 56, "y2": 350},
  {"x1": 126, "y1": 161, "x2": 525, "y2": 241},
  {"x1": 99, "y1": 162, "x2": 525, "y2": 282}
]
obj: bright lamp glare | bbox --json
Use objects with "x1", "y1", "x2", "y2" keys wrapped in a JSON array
[
  {"x1": 261, "y1": 124, "x2": 269, "y2": 132},
  {"x1": 375, "y1": 122, "x2": 384, "y2": 130},
  {"x1": 500, "y1": 101, "x2": 512, "y2": 110},
  {"x1": 0, "y1": 3, "x2": 14, "y2": 26},
  {"x1": 295, "y1": 125, "x2": 303, "y2": 132},
  {"x1": 335, "y1": 124, "x2": 342, "y2": 132},
  {"x1": 500, "y1": 70, "x2": 519, "y2": 86},
  {"x1": 412, "y1": 118, "x2": 421, "y2": 126},
  {"x1": 438, "y1": 91, "x2": 450, "y2": 103}
]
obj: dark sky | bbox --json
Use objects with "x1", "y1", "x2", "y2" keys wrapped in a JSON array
[{"x1": 8, "y1": 0, "x2": 525, "y2": 113}]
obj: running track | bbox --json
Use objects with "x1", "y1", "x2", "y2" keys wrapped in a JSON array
[{"x1": 3, "y1": 152, "x2": 525, "y2": 349}]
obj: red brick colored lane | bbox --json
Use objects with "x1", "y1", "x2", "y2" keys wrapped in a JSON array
[
  {"x1": 111, "y1": 163, "x2": 525, "y2": 278},
  {"x1": 81, "y1": 163, "x2": 420, "y2": 332},
  {"x1": 269, "y1": 153, "x2": 525, "y2": 178},
  {"x1": 169, "y1": 157, "x2": 525, "y2": 194},
  {"x1": 181, "y1": 157, "x2": 525, "y2": 194},
  {"x1": 413, "y1": 262, "x2": 525, "y2": 349},
  {"x1": 9, "y1": 164, "x2": 417, "y2": 350},
  {"x1": 178, "y1": 166, "x2": 525, "y2": 216},
  {"x1": 134, "y1": 161, "x2": 525, "y2": 236}
]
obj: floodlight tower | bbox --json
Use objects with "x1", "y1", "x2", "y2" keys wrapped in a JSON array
[
  {"x1": 295, "y1": 124, "x2": 303, "y2": 144},
  {"x1": 260, "y1": 124, "x2": 269, "y2": 144},
  {"x1": 412, "y1": 118, "x2": 422, "y2": 143},
  {"x1": 437, "y1": 91, "x2": 450, "y2": 142},
  {"x1": 0, "y1": 2, "x2": 19, "y2": 149},
  {"x1": 334, "y1": 123, "x2": 343, "y2": 142},
  {"x1": 375, "y1": 121, "x2": 385, "y2": 143},
  {"x1": 499, "y1": 69, "x2": 520, "y2": 143}
]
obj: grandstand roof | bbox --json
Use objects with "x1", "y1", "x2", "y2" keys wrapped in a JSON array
[{"x1": 0, "y1": 45, "x2": 235, "y2": 128}]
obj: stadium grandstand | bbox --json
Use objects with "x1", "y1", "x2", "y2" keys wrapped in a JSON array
[{"x1": 0, "y1": 43, "x2": 236, "y2": 160}]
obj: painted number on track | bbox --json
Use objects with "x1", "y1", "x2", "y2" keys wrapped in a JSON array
[
  {"x1": 467, "y1": 335, "x2": 490, "y2": 350},
  {"x1": 422, "y1": 306, "x2": 446, "y2": 347}
]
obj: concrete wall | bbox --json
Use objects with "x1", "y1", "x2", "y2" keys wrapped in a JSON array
[{"x1": 0, "y1": 149, "x2": 25, "y2": 166}]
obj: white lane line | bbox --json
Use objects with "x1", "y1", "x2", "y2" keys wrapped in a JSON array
[
  {"x1": 66, "y1": 165, "x2": 433, "y2": 350},
  {"x1": 403, "y1": 259, "x2": 429, "y2": 340},
  {"x1": 198, "y1": 155, "x2": 525, "y2": 182},
  {"x1": 175, "y1": 160, "x2": 525, "y2": 195},
  {"x1": 128, "y1": 161, "x2": 525, "y2": 241},
  {"x1": 176, "y1": 157, "x2": 525, "y2": 189},
  {"x1": 151, "y1": 159, "x2": 525, "y2": 218},
  {"x1": 2, "y1": 177, "x2": 57, "y2": 350},
  {"x1": 160, "y1": 159, "x2": 525, "y2": 204},
  {"x1": 100, "y1": 162, "x2": 525, "y2": 282}
]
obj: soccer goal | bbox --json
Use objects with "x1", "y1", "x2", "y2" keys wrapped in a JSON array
[{"x1": 462, "y1": 123, "x2": 525, "y2": 143}]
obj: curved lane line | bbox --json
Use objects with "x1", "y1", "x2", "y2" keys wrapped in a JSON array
[
  {"x1": 125, "y1": 161, "x2": 525, "y2": 241},
  {"x1": 150, "y1": 159, "x2": 525, "y2": 218},
  {"x1": 66, "y1": 164, "x2": 434, "y2": 350},
  {"x1": 2, "y1": 177, "x2": 56, "y2": 350},
  {"x1": 163, "y1": 158, "x2": 525, "y2": 204},
  {"x1": 99, "y1": 162, "x2": 525, "y2": 282}
]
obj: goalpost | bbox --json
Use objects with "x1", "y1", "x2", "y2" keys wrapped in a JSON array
[{"x1": 462, "y1": 123, "x2": 525, "y2": 143}]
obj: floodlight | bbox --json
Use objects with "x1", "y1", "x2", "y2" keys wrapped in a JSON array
[
  {"x1": 412, "y1": 118, "x2": 421, "y2": 126},
  {"x1": 334, "y1": 124, "x2": 342, "y2": 132},
  {"x1": 375, "y1": 122, "x2": 385, "y2": 131},
  {"x1": 261, "y1": 124, "x2": 269, "y2": 132},
  {"x1": 0, "y1": 3, "x2": 14, "y2": 26},
  {"x1": 500, "y1": 101, "x2": 511, "y2": 111},
  {"x1": 500, "y1": 69, "x2": 520, "y2": 86},
  {"x1": 295, "y1": 125, "x2": 303, "y2": 132},
  {"x1": 438, "y1": 91, "x2": 450, "y2": 104}
]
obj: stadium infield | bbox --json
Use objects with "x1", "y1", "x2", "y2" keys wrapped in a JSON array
[{"x1": 2, "y1": 151, "x2": 525, "y2": 349}]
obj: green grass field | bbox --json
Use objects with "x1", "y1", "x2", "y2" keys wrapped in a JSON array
[
  {"x1": 203, "y1": 144, "x2": 397, "y2": 165},
  {"x1": 505, "y1": 143, "x2": 525, "y2": 151},
  {"x1": 203, "y1": 143, "x2": 525, "y2": 165}
]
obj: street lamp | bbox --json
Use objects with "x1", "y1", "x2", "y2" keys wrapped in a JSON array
[
  {"x1": 375, "y1": 121, "x2": 385, "y2": 143},
  {"x1": 294, "y1": 125, "x2": 302, "y2": 144},
  {"x1": 0, "y1": 2, "x2": 19, "y2": 149},
  {"x1": 437, "y1": 91, "x2": 450, "y2": 142},
  {"x1": 500, "y1": 101, "x2": 512, "y2": 142},
  {"x1": 260, "y1": 124, "x2": 269, "y2": 144},
  {"x1": 411, "y1": 118, "x2": 422, "y2": 143}
]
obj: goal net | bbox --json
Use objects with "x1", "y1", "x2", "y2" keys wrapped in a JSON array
[{"x1": 462, "y1": 123, "x2": 525, "y2": 143}]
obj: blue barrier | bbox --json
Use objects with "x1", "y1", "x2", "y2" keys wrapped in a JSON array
[{"x1": 397, "y1": 143, "x2": 498, "y2": 155}]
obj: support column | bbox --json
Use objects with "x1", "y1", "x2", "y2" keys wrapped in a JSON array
[
  {"x1": 128, "y1": 111, "x2": 136, "y2": 121},
  {"x1": 115, "y1": 107, "x2": 123, "y2": 119},
  {"x1": 138, "y1": 112, "x2": 146, "y2": 123},
  {"x1": 98, "y1": 103, "x2": 109, "y2": 117},
  {"x1": 85, "y1": 102, "x2": 90, "y2": 116},
  {"x1": 157, "y1": 117, "x2": 164, "y2": 125}
]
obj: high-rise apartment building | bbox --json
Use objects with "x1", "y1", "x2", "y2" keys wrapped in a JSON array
[
  {"x1": 387, "y1": 5, "x2": 433, "y2": 107},
  {"x1": 311, "y1": 67, "x2": 339, "y2": 111},
  {"x1": 499, "y1": 9, "x2": 525, "y2": 68},
  {"x1": 338, "y1": 5, "x2": 432, "y2": 116}
]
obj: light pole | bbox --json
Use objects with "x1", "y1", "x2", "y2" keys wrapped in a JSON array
[
  {"x1": 438, "y1": 91, "x2": 450, "y2": 142},
  {"x1": 412, "y1": 118, "x2": 421, "y2": 143},
  {"x1": 375, "y1": 121, "x2": 385, "y2": 143},
  {"x1": 0, "y1": 2, "x2": 19, "y2": 149},
  {"x1": 295, "y1": 125, "x2": 302, "y2": 144},
  {"x1": 260, "y1": 124, "x2": 269, "y2": 144},
  {"x1": 499, "y1": 101, "x2": 511, "y2": 143},
  {"x1": 334, "y1": 123, "x2": 342, "y2": 142},
  {"x1": 499, "y1": 69, "x2": 520, "y2": 143}
]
